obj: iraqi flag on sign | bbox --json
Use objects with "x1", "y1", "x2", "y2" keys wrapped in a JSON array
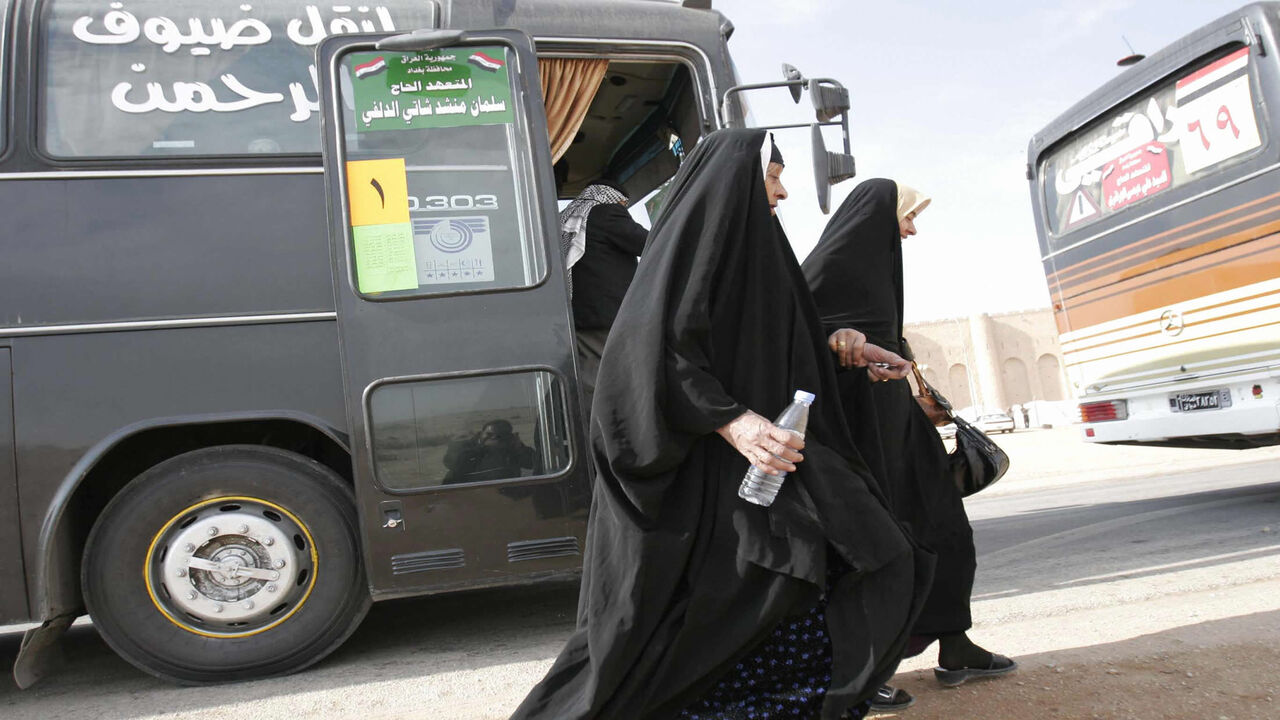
[
  {"x1": 468, "y1": 51, "x2": 505, "y2": 72},
  {"x1": 354, "y1": 56, "x2": 388, "y2": 79},
  {"x1": 1175, "y1": 47, "x2": 1248, "y2": 105}
]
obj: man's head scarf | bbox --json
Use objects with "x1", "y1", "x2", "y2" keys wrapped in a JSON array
[{"x1": 559, "y1": 182, "x2": 629, "y2": 294}]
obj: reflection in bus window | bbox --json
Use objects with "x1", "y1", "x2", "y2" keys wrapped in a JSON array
[
  {"x1": 368, "y1": 371, "x2": 570, "y2": 491},
  {"x1": 1041, "y1": 46, "x2": 1265, "y2": 241},
  {"x1": 339, "y1": 46, "x2": 546, "y2": 296},
  {"x1": 39, "y1": 0, "x2": 435, "y2": 157}
]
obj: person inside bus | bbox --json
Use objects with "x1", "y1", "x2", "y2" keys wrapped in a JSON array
[
  {"x1": 802, "y1": 179, "x2": 1017, "y2": 703},
  {"x1": 509, "y1": 130, "x2": 931, "y2": 720},
  {"x1": 559, "y1": 176, "x2": 649, "y2": 421},
  {"x1": 441, "y1": 419, "x2": 535, "y2": 485}
]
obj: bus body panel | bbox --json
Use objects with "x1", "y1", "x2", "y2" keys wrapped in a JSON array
[
  {"x1": 0, "y1": 174, "x2": 335, "y2": 327},
  {"x1": 12, "y1": 321, "x2": 347, "y2": 617},
  {"x1": 1027, "y1": 2, "x2": 1280, "y2": 444},
  {"x1": 0, "y1": 349, "x2": 29, "y2": 623}
]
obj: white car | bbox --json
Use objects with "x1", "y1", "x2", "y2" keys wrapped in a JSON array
[{"x1": 976, "y1": 413, "x2": 1016, "y2": 434}]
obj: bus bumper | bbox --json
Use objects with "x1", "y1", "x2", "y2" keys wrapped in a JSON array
[{"x1": 1081, "y1": 375, "x2": 1280, "y2": 444}]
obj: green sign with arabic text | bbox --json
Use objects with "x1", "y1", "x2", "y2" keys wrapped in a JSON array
[{"x1": 349, "y1": 46, "x2": 515, "y2": 131}]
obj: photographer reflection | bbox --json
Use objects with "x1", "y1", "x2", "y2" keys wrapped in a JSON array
[{"x1": 442, "y1": 419, "x2": 535, "y2": 484}]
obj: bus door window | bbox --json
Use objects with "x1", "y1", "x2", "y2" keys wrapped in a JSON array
[
  {"x1": 369, "y1": 370, "x2": 570, "y2": 491},
  {"x1": 339, "y1": 45, "x2": 546, "y2": 296},
  {"x1": 38, "y1": 0, "x2": 436, "y2": 158}
]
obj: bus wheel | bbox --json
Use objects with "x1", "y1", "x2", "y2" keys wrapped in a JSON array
[{"x1": 82, "y1": 445, "x2": 370, "y2": 684}]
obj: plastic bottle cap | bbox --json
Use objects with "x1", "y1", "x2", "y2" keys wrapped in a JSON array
[{"x1": 794, "y1": 390, "x2": 816, "y2": 404}]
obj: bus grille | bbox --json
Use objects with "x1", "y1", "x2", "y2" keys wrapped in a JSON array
[
  {"x1": 391, "y1": 548, "x2": 465, "y2": 575},
  {"x1": 507, "y1": 537, "x2": 581, "y2": 563}
]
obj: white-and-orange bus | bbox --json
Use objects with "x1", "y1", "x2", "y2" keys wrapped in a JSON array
[{"x1": 1027, "y1": 2, "x2": 1280, "y2": 445}]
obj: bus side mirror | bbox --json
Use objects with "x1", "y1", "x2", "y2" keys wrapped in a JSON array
[
  {"x1": 813, "y1": 124, "x2": 855, "y2": 214},
  {"x1": 782, "y1": 63, "x2": 804, "y2": 103},
  {"x1": 810, "y1": 80, "x2": 849, "y2": 123}
]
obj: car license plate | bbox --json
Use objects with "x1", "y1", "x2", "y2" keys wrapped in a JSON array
[{"x1": 1169, "y1": 388, "x2": 1232, "y2": 413}]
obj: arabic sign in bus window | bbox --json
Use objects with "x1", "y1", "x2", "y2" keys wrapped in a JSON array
[
  {"x1": 349, "y1": 48, "x2": 515, "y2": 131},
  {"x1": 340, "y1": 47, "x2": 544, "y2": 298},
  {"x1": 1042, "y1": 47, "x2": 1263, "y2": 237},
  {"x1": 368, "y1": 371, "x2": 571, "y2": 491},
  {"x1": 39, "y1": 0, "x2": 436, "y2": 157}
]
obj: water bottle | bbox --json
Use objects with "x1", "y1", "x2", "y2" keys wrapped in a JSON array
[{"x1": 737, "y1": 390, "x2": 815, "y2": 507}]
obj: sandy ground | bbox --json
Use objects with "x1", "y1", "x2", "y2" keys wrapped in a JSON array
[
  {"x1": 878, "y1": 581, "x2": 1280, "y2": 720},
  {"x1": 2, "y1": 427, "x2": 1278, "y2": 720},
  {"x1": 875, "y1": 427, "x2": 1280, "y2": 720}
]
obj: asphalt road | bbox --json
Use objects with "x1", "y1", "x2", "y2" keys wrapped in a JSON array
[{"x1": 1, "y1": 450, "x2": 1277, "y2": 720}]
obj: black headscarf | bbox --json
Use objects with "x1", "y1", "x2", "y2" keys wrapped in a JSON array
[
  {"x1": 802, "y1": 179, "x2": 903, "y2": 353},
  {"x1": 511, "y1": 131, "x2": 927, "y2": 720}
]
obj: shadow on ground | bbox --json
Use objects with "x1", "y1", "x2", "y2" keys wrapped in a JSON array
[{"x1": 0, "y1": 579, "x2": 580, "y2": 718}]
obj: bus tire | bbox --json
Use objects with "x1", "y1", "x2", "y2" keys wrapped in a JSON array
[{"x1": 82, "y1": 445, "x2": 370, "y2": 685}]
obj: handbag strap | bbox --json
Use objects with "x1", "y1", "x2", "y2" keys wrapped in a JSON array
[{"x1": 911, "y1": 362, "x2": 933, "y2": 399}]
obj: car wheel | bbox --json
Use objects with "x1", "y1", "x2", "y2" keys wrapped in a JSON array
[{"x1": 82, "y1": 445, "x2": 370, "y2": 684}]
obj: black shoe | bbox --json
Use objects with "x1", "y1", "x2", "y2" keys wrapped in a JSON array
[
  {"x1": 868, "y1": 684, "x2": 915, "y2": 712},
  {"x1": 933, "y1": 654, "x2": 1017, "y2": 687}
]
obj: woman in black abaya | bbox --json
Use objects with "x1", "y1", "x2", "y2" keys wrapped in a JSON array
[
  {"x1": 802, "y1": 179, "x2": 1016, "y2": 692},
  {"x1": 509, "y1": 131, "x2": 931, "y2": 720}
]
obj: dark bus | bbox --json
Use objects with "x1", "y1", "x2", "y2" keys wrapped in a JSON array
[
  {"x1": 0, "y1": 0, "x2": 853, "y2": 686},
  {"x1": 1027, "y1": 2, "x2": 1280, "y2": 446}
]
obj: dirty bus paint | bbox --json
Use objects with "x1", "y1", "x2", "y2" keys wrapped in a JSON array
[
  {"x1": 1026, "y1": 2, "x2": 1280, "y2": 447},
  {"x1": 0, "y1": 0, "x2": 773, "y2": 686}
]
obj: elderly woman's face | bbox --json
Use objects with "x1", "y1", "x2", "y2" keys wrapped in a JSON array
[
  {"x1": 899, "y1": 212, "x2": 917, "y2": 239},
  {"x1": 765, "y1": 163, "x2": 788, "y2": 215}
]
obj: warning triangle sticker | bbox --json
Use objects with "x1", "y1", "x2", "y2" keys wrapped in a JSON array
[{"x1": 1065, "y1": 189, "x2": 1101, "y2": 228}]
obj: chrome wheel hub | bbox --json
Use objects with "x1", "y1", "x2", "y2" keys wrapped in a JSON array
[{"x1": 148, "y1": 499, "x2": 314, "y2": 635}]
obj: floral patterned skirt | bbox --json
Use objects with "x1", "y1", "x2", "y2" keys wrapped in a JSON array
[{"x1": 677, "y1": 560, "x2": 869, "y2": 720}]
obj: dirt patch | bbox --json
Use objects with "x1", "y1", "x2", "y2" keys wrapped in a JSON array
[{"x1": 878, "y1": 642, "x2": 1280, "y2": 719}]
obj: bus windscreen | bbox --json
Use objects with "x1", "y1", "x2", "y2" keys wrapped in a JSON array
[{"x1": 1041, "y1": 46, "x2": 1264, "y2": 240}]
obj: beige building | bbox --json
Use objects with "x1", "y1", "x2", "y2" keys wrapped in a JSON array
[{"x1": 904, "y1": 308, "x2": 1070, "y2": 416}]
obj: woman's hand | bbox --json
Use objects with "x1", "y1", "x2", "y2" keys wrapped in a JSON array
[
  {"x1": 863, "y1": 343, "x2": 912, "y2": 382},
  {"x1": 716, "y1": 410, "x2": 805, "y2": 475},
  {"x1": 828, "y1": 328, "x2": 868, "y2": 368}
]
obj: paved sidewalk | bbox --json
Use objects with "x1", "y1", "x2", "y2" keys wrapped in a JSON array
[{"x1": 971, "y1": 426, "x2": 1280, "y2": 496}]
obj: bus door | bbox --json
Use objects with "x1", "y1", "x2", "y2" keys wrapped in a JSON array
[{"x1": 317, "y1": 30, "x2": 588, "y2": 596}]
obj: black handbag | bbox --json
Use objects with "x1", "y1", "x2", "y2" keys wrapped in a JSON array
[{"x1": 948, "y1": 415, "x2": 1010, "y2": 497}]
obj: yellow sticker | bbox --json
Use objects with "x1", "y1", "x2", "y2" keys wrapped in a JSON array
[{"x1": 346, "y1": 158, "x2": 410, "y2": 227}]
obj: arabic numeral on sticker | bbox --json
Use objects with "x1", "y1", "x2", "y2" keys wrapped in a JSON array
[{"x1": 450, "y1": 195, "x2": 474, "y2": 209}]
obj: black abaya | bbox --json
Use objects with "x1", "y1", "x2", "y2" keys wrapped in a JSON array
[
  {"x1": 510, "y1": 132, "x2": 930, "y2": 720},
  {"x1": 802, "y1": 178, "x2": 976, "y2": 636}
]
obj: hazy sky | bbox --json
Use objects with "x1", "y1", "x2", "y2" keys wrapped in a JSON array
[{"x1": 722, "y1": 0, "x2": 1249, "y2": 322}]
